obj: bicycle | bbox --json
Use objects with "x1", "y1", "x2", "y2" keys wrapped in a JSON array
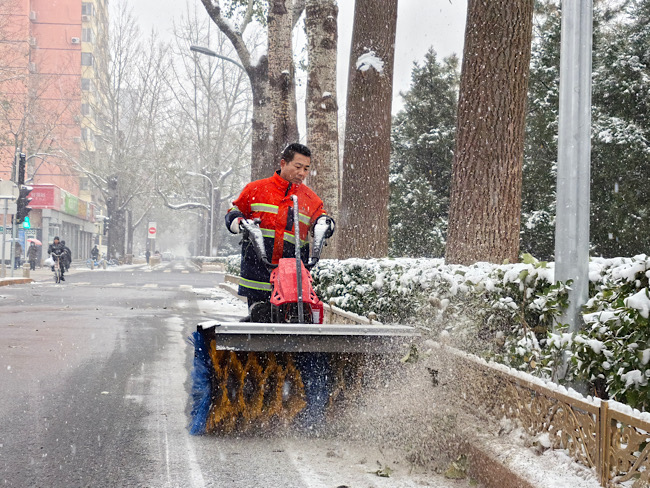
[{"x1": 52, "y1": 252, "x2": 64, "y2": 283}]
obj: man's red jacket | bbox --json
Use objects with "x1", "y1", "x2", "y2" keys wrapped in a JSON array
[{"x1": 226, "y1": 171, "x2": 327, "y2": 299}]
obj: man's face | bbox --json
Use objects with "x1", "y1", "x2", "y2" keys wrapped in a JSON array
[
  {"x1": 279, "y1": 153, "x2": 310, "y2": 185},
  {"x1": 54, "y1": 239, "x2": 59, "y2": 245}
]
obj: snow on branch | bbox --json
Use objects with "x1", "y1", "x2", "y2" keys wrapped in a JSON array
[{"x1": 157, "y1": 188, "x2": 210, "y2": 211}]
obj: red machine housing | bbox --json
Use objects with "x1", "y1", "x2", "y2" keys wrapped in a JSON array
[{"x1": 269, "y1": 258, "x2": 324, "y2": 324}]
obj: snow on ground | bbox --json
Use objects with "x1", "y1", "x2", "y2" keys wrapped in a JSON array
[{"x1": 191, "y1": 286, "x2": 247, "y2": 319}]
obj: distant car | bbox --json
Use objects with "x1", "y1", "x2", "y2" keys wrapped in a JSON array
[{"x1": 161, "y1": 251, "x2": 173, "y2": 261}]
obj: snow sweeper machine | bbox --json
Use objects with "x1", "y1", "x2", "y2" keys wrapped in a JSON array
[{"x1": 189, "y1": 195, "x2": 418, "y2": 435}]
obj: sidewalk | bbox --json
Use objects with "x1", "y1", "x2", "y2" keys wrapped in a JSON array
[{"x1": 0, "y1": 262, "x2": 86, "y2": 286}]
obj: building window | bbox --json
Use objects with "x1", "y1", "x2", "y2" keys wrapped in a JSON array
[
  {"x1": 81, "y1": 28, "x2": 94, "y2": 43},
  {"x1": 81, "y1": 3, "x2": 94, "y2": 15},
  {"x1": 81, "y1": 103, "x2": 90, "y2": 116},
  {"x1": 81, "y1": 78, "x2": 91, "y2": 90},
  {"x1": 81, "y1": 52, "x2": 94, "y2": 66}
]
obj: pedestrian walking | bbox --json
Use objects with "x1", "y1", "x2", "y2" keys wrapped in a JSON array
[
  {"x1": 27, "y1": 242, "x2": 38, "y2": 271},
  {"x1": 14, "y1": 242, "x2": 22, "y2": 269}
]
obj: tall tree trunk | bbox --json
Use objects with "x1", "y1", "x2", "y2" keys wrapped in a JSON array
[
  {"x1": 126, "y1": 209, "x2": 133, "y2": 255},
  {"x1": 305, "y1": 0, "x2": 340, "y2": 257},
  {"x1": 249, "y1": 57, "x2": 274, "y2": 181},
  {"x1": 268, "y1": 0, "x2": 299, "y2": 172},
  {"x1": 338, "y1": 0, "x2": 398, "y2": 259},
  {"x1": 445, "y1": 0, "x2": 534, "y2": 265}
]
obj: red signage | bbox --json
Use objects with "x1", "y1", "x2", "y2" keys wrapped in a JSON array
[
  {"x1": 148, "y1": 226, "x2": 156, "y2": 234},
  {"x1": 29, "y1": 185, "x2": 57, "y2": 208}
]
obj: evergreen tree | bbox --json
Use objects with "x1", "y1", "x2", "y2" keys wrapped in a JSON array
[
  {"x1": 590, "y1": 0, "x2": 650, "y2": 257},
  {"x1": 389, "y1": 49, "x2": 459, "y2": 257},
  {"x1": 520, "y1": 1, "x2": 561, "y2": 260}
]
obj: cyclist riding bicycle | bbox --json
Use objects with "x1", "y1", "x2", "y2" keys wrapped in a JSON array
[{"x1": 48, "y1": 236, "x2": 66, "y2": 281}]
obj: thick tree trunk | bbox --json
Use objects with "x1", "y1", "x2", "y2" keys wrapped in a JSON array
[
  {"x1": 305, "y1": 0, "x2": 340, "y2": 257},
  {"x1": 267, "y1": 0, "x2": 299, "y2": 171},
  {"x1": 338, "y1": 0, "x2": 397, "y2": 259},
  {"x1": 445, "y1": 0, "x2": 534, "y2": 265},
  {"x1": 248, "y1": 57, "x2": 273, "y2": 181}
]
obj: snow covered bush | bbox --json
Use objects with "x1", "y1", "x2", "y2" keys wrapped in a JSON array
[
  {"x1": 311, "y1": 254, "x2": 569, "y2": 358},
  {"x1": 561, "y1": 255, "x2": 650, "y2": 409}
]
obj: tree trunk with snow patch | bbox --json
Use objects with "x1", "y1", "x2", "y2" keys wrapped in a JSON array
[
  {"x1": 338, "y1": 0, "x2": 397, "y2": 259},
  {"x1": 305, "y1": 0, "x2": 340, "y2": 257},
  {"x1": 267, "y1": 0, "x2": 299, "y2": 173}
]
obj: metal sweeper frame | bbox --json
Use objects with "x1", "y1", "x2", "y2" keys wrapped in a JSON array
[{"x1": 189, "y1": 196, "x2": 418, "y2": 435}]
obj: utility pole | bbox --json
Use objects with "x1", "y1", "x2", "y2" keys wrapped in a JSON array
[
  {"x1": 554, "y1": 0, "x2": 593, "y2": 335},
  {"x1": 553, "y1": 1, "x2": 593, "y2": 383}
]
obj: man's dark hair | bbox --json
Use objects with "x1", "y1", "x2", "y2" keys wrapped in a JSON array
[{"x1": 281, "y1": 143, "x2": 311, "y2": 163}]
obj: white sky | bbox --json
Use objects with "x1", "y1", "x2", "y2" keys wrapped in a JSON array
[{"x1": 130, "y1": 0, "x2": 467, "y2": 120}]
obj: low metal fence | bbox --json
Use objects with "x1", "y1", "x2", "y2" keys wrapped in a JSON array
[{"x1": 444, "y1": 344, "x2": 650, "y2": 487}]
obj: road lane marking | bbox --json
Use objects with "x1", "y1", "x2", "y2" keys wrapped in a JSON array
[{"x1": 143, "y1": 283, "x2": 158, "y2": 288}]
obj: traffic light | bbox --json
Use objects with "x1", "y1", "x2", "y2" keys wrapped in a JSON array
[
  {"x1": 15, "y1": 185, "x2": 33, "y2": 225},
  {"x1": 17, "y1": 153, "x2": 26, "y2": 185},
  {"x1": 103, "y1": 217, "x2": 110, "y2": 235}
]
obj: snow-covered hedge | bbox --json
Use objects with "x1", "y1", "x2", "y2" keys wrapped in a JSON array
[
  {"x1": 312, "y1": 255, "x2": 569, "y2": 354},
  {"x1": 312, "y1": 254, "x2": 650, "y2": 411}
]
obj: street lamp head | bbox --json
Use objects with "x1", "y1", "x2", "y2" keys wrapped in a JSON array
[{"x1": 190, "y1": 45, "x2": 218, "y2": 57}]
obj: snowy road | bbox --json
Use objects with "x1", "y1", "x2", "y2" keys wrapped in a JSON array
[{"x1": 0, "y1": 265, "x2": 471, "y2": 487}]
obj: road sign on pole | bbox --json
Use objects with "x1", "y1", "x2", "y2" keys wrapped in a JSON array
[{"x1": 148, "y1": 222, "x2": 157, "y2": 239}]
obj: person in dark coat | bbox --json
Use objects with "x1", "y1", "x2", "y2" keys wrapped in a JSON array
[
  {"x1": 27, "y1": 242, "x2": 38, "y2": 270},
  {"x1": 14, "y1": 242, "x2": 22, "y2": 269}
]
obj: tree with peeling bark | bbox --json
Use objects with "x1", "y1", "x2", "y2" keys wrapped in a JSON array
[
  {"x1": 338, "y1": 0, "x2": 398, "y2": 259},
  {"x1": 200, "y1": 0, "x2": 304, "y2": 180},
  {"x1": 305, "y1": 0, "x2": 340, "y2": 257},
  {"x1": 268, "y1": 0, "x2": 299, "y2": 168},
  {"x1": 445, "y1": 0, "x2": 534, "y2": 265}
]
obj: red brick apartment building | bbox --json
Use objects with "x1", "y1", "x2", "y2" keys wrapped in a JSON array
[{"x1": 0, "y1": 0, "x2": 107, "y2": 260}]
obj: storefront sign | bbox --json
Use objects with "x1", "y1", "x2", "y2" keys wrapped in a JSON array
[{"x1": 29, "y1": 186, "x2": 57, "y2": 209}]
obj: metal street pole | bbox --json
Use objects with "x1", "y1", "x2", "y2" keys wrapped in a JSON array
[
  {"x1": 187, "y1": 172, "x2": 215, "y2": 257},
  {"x1": 1, "y1": 199, "x2": 7, "y2": 278},
  {"x1": 0, "y1": 181, "x2": 19, "y2": 278},
  {"x1": 554, "y1": 1, "x2": 593, "y2": 335}
]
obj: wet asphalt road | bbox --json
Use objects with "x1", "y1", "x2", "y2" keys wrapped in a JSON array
[{"x1": 0, "y1": 262, "x2": 465, "y2": 488}]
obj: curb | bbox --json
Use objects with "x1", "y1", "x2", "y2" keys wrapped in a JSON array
[
  {"x1": 465, "y1": 442, "x2": 536, "y2": 488},
  {"x1": 0, "y1": 278, "x2": 33, "y2": 287}
]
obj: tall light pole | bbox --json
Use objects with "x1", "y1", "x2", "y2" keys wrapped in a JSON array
[
  {"x1": 554, "y1": 0, "x2": 593, "y2": 335},
  {"x1": 187, "y1": 172, "x2": 215, "y2": 257}
]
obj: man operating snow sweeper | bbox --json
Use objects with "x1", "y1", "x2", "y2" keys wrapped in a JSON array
[{"x1": 225, "y1": 143, "x2": 335, "y2": 321}]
